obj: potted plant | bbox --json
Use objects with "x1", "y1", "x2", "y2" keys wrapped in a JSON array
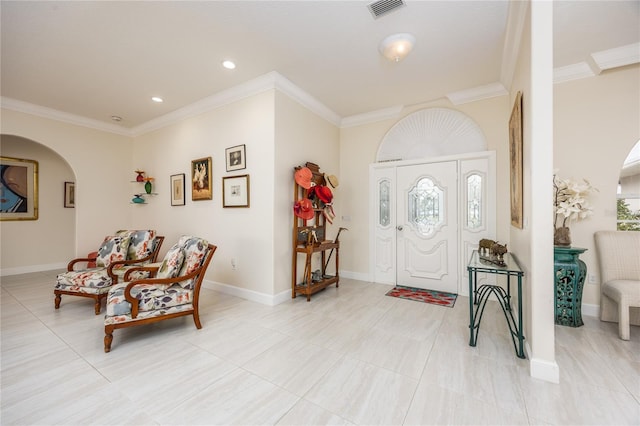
[{"x1": 553, "y1": 174, "x2": 597, "y2": 246}]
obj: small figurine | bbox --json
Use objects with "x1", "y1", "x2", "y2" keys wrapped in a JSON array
[
  {"x1": 479, "y1": 239, "x2": 496, "y2": 256},
  {"x1": 491, "y1": 242, "x2": 508, "y2": 261}
]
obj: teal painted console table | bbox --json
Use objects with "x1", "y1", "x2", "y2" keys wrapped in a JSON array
[
  {"x1": 553, "y1": 246, "x2": 587, "y2": 327},
  {"x1": 467, "y1": 250, "x2": 525, "y2": 359}
]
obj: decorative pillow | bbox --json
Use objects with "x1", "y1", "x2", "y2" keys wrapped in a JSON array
[
  {"x1": 96, "y1": 235, "x2": 131, "y2": 267},
  {"x1": 123, "y1": 230, "x2": 156, "y2": 261},
  {"x1": 156, "y1": 244, "x2": 185, "y2": 279}
]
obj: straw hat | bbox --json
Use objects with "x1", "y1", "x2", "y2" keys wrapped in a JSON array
[{"x1": 324, "y1": 173, "x2": 339, "y2": 188}]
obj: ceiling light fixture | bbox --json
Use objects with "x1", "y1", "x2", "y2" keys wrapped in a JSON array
[
  {"x1": 379, "y1": 33, "x2": 415, "y2": 62},
  {"x1": 151, "y1": 96, "x2": 164, "y2": 103},
  {"x1": 222, "y1": 60, "x2": 236, "y2": 70},
  {"x1": 111, "y1": 115, "x2": 122, "y2": 122}
]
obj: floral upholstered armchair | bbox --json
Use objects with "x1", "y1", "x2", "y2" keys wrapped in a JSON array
[
  {"x1": 104, "y1": 236, "x2": 217, "y2": 352},
  {"x1": 55, "y1": 230, "x2": 165, "y2": 314}
]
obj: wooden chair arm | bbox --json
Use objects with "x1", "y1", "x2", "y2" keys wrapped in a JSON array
[
  {"x1": 67, "y1": 256, "x2": 97, "y2": 271},
  {"x1": 124, "y1": 267, "x2": 203, "y2": 318}
]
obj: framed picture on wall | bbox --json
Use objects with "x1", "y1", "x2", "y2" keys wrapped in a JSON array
[
  {"x1": 170, "y1": 173, "x2": 185, "y2": 206},
  {"x1": 509, "y1": 91, "x2": 523, "y2": 229},
  {"x1": 64, "y1": 181, "x2": 75, "y2": 208},
  {"x1": 225, "y1": 144, "x2": 246, "y2": 172},
  {"x1": 222, "y1": 174, "x2": 250, "y2": 208},
  {"x1": 0, "y1": 156, "x2": 39, "y2": 221},
  {"x1": 191, "y1": 157, "x2": 212, "y2": 201}
]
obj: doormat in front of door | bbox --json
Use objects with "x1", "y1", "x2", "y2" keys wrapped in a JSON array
[{"x1": 385, "y1": 286, "x2": 457, "y2": 308}]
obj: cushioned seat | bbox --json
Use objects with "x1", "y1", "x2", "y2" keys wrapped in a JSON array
[
  {"x1": 54, "y1": 230, "x2": 164, "y2": 314},
  {"x1": 103, "y1": 236, "x2": 217, "y2": 352},
  {"x1": 594, "y1": 230, "x2": 640, "y2": 340}
]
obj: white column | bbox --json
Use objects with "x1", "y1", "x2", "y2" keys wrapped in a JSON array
[{"x1": 529, "y1": 0, "x2": 559, "y2": 384}]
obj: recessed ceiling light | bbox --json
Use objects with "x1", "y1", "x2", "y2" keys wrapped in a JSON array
[
  {"x1": 151, "y1": 97, "x2": 164, "y2": 103},
  {"x1": 222, "y1": 60, "x2": 236, "y2": 70}
]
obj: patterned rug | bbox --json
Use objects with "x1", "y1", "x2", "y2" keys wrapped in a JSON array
[{"x1": 385, "y1": 285, "x2": 457, "y2": 308}]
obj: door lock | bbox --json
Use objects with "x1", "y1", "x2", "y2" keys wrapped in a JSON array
[{"x1": 397, "y1": 225, "x2": 403, "y2": 231}]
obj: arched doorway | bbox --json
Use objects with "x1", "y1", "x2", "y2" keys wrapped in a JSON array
[
  {"x1": 370, "y1": 108, "x2": 496, "y2": 296},
  {"x1": 0, "y1": 134, "x2": 76, "y2": 275}
]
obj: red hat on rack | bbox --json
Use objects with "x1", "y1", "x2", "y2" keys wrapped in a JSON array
[
  {"x1": 294, "y1": 167, "x2": 313, "y2": 189},
  {"x1": 315, "y1": 185, "x2": 333, "y2": 204},
  {"x1": 293, "y1": 198, "x2": 315, "y2": 220}
]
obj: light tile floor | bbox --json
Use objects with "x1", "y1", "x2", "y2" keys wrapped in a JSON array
[{"x1": 1, "y1": 270, "x2": 639, "y2": 425}]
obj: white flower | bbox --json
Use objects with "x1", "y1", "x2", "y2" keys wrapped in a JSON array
[{"x1": 553, "y1": 174, "x2": 597, "y2": 228}]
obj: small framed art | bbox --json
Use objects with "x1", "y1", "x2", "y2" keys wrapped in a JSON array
[
  {"x1": 1, "y1": 156, "x2": 39, "y2": 220},
  {"x1": 191, "y1": 157, "x2": 212, "y2": 201},
  {"x1": 170, "y1": 173, "x2": 185, "y2": 206},
  {"x1": 225, "y1": 144, "x2": 246, "y2": 172},
  {"x1": 222, "y1": 174, "x2": 250, "y2": 208},
  {"x1": 64, "y1": 181, "x2": 75, "y2": 208}
]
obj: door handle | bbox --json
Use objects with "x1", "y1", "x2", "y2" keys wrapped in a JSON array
[{"x1": 397, "y1": 225, "x2": 403, "y2": 231}]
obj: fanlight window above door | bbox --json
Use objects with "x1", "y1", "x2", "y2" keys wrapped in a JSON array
[{"x1": 408, "y1": 177, "x2": 444, "y2": 236}]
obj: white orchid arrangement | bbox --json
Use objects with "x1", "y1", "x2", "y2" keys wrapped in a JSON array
[{"x1": 553, "y1": 174, "x2": 597, "y2": 228}]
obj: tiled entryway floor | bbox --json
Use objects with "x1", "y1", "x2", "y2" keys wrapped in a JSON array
[{"x1": 2, "y1": 270, "x2": 638, "y2": 425}]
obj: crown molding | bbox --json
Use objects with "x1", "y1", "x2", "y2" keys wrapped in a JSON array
[
  {"x1": 132, "y1": 71, "x2": 341, "y2": 136},
  {"x1": 446, "y1": 82, "x2": 508, "y2": 105},
  {"x1": 272, "y1": 73, "x2": 341, "y2": 126},
  {"x1": 2, "y1": 72, "x2": 341, "y2": 138},
  {"x1": 0, "y1": 97, "x2": 133, "y2": 137},
  {"x1": 340, "y1": 105, "x2": 403, "y2": 128},
  {"x1": 591, "y1": 42, "x2": 640, "y2": 73},
  {"x1": 553, "y1": 62, "x2": 595, "y2": 84},
  {"x1": 131, "y1": 72, "x2": 279, "y2": 136}
]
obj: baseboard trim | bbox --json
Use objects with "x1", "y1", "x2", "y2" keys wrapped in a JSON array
[
  {"x1": 529, "y1": 355, "x2": 560, "y2": 384},
  {"x1": 202, "y1": 280, "x2": 290, "y2": 306},
  {"x1": 340, "y1": 270, "x2": 371, "y2": 282},
  {"x1": 1, "y1": 262, "x2": 67, "y2": 277}
]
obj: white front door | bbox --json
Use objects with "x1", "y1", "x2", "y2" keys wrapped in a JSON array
[{"x1": 396, "y1": 162, "x2": 458, "y2": 293}]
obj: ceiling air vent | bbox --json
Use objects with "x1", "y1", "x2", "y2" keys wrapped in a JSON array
[{"x1": 368, "y1": 0, "x2": 406, "y2": 19}]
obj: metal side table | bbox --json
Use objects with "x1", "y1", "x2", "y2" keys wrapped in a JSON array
[{"x1": 467, "y1": 250, "x2": 525, "y2": 359}]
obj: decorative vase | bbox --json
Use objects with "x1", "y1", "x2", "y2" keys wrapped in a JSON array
[
  {"x1": 135, "y1": 170, "x2": 145, "y2": 182},
  {"x1": 132, "y1": 195, "x2": 145, "y2": 204},
  {"x1": 554, "y1": 227, "x2": 572, "y2": 246},
  {"x1": 144, "y1": 180, "x2": 152, "y2": 194}
]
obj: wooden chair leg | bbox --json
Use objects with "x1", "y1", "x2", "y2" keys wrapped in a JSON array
[
  {"x1": 54, "y1": 293, "x2": 61, "y2": 309},
  {"x1": 193, "y1": 311, "x2": 202, "y2": 329},
  {"x1": 94, "y1": 298, "x2": 102, "y2": 315},
  {"x1": 104, "y1": 325, "x2": 114, "y2": 353}
]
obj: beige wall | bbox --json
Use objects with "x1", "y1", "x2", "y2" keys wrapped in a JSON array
[
  {"x1": 554, "y1": 64, "x2": 640, "y2": 306},
  {"x1": 274, "y1": 92, "x2": 340, "y2": 296},
  {"x1": 132, "y1": 91, "x2": 277, "y2": 297},
  {"x1": 1, "y1": 109, "x2": 133, "y2": 272},
  {"x1": 1, "y1": 135, "x2": 75, "y2": 272}
]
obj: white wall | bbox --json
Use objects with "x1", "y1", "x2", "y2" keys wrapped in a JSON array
[
  {"x1": 0, "y1": 135, "x2": 75, "y2": 273},
  {"x1": 554, "y1": 65, "x2": 640, "y2": 306},
  {"x1": 0, "y1": 109, "x2": 133, "y2": 272}
]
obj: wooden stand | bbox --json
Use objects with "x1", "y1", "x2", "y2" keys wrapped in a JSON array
[{"x1": 291, "y1": 163, "x2": 339, "y2": 301}]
